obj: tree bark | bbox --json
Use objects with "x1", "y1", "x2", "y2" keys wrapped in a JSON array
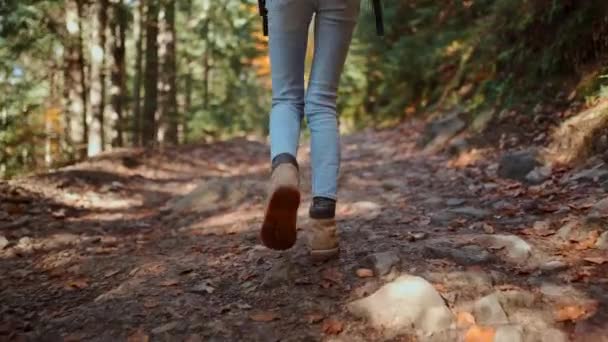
[
  {"x1": 132, "y1": 0, "x2": 145, "y2": 146},
  {"x1": 63, "y1": 0, "x2": 88, "y2": 159},
  {"x1": 142, "y1": 0, "x2": 160, "y2": 146},
  {"x1": 160, "y1": 0, "x2": 178, "y2": 144},
  {"x1": 109, "y1": 0, "x2": 128, "y2": 147},
  {"x1": 87, "y1": 0, "x2": 109, "y2": 156}
]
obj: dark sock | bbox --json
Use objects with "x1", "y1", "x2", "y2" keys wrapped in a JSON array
[
  {"x1": 271, "y1": 153, "x2": 298, "y2": 173},
  {"x1": 309, "y1": 196, "x2": 336, "y2": 219}
]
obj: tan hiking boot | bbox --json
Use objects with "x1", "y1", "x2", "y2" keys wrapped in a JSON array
[
  {"x1": 307, "y1": 197, "x2": 339, "y2": 261},
  {"x1": 308, "y1": 217, "x2": 339, "y2": 261},
  {"x1": 260, "y1": 162, "x2": 300, "y2": 250}
]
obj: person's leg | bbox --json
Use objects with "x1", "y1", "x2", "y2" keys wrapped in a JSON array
[
  {"x1": 305, "y1": 0, "x2": 359, "y2": 203},
  {"x1": 304, "y1": 0, "x2": 359, "y2": 260},
  {"x1": 261, "y1": 0, "x2": 315, "y2": 251},
  {"x1": 267, "y1": 0, "x2": 314, "y2": 166}
]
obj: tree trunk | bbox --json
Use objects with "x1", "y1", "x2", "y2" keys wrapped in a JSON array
[
  {"x1": 63, "y1": 0, "x2": 88, "y2": 160},
  {"x1": 109, "y1": 0, "x2": 127, "y2": 147},
  {"x1": 87, "y1": 0, "x2": 109, "y2": 156},
  {"x1": 76, "y1": 0, "x2": 88, "y2": 158},
  {"x1": 142, "y1": 0, "x2": 160, "y2": 146},
  {"x1": 132, "y1": 0, "x2": 145, "y2": 146},
  {"x1": 160, "y1": 0, "x2": 178, "y2": 145}
]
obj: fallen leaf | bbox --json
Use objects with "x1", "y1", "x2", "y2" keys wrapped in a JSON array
[
  {"x1": 464, "y1": 325, "x2": 496, "y2": 342},
  {"x1": 127, "y1": 328, "x2": 150, "y2": 342},
  {"x1": 104, "y1": 269, "x2": 120, "y2": 278},
  {"x1": 152, "y1": 321, "x2": 178, "y2": 334},
  {"x1": 554, "y1": 305, "x2": 588, "y2": 322},
  {"x1": 583, "y1": 257, "x2": 608, "y2": 265},
  {"x1": 322, "y1": 319, "x2": 344, "y2": 335},
  {"x1": 143, "y1": 300, "x2": 159, "y2": 309},
  {"x1": 356, "y1": 268, "x2": 374, "y2": 278},
  {"x1": 305, "y1": 313, "x2": 325, "y2": 324},
  {"x1": 433, "y1": 283, "x2": 447, "y2": 293},
  {"x1": 456, "y1": 312, "x2": 476, "y2": 328},
  {"x1": 66, "y1": 278, "x2": 89, "y2": 290},
  {"x1": 481, "y1": 223, "x2": 494, "y2": 234},
  {"x1": 576, "y1": 231, "x2": 600, "y2": 250},
  {"x1": 322, "y1": 267, "x2": 343, "y2": 284},
  {"x1": 159, "y1": 279, "x2": 179, "y2": 287},
  {"x1": 250, "y1": 311, "x2": 279, "y2": 322}
]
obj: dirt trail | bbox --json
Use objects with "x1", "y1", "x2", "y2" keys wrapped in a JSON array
[{"x1": 1, "y1": 121, "x2": 607, "y2": 341}]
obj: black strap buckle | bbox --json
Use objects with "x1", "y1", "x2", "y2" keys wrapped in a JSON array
[{"x1": 258, "y1": 0, "x2": 268, "y2": 36}]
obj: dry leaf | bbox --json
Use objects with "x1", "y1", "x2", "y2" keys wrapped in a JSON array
[
  {"x1": 322, "y1": 267, "x2": 343, "y2": 284},
  {"x1": 433, "y1": 283, "x2": 447, "y2": 293},
  {"x1": 127, "y1": 328, "x2": 150, "y2": 342},
  {"x1": 456, "y1": 312, "x2": 476, "y2": 328},
  {"x1": 143, "y1": 300, "x2": 159, "y2": 309},
  {"x1": 576, "y1": 231, "x2": 600, "y2": 250},
  {"x1": 356, "y1": 268, "x2": 374, "y2": 278},
  {"x1": 159, "y1": 279, "x2": 179, "y2": 287},
  {"x1": 554, "y1": 305, "x2": 588, "y2": 322},
  {"x1": 66, "y1": 278, "x2": 89, "y2": 290},
  {"x1": 305, "y1": 313, "x2": 325, "y2": 324},
  {"x1": 322, "y1": 319, "x2": 344, "y2": 335},
  {"x1": 464, "y1": 325, "x2": 496, "y2": 342},
  {"x1": 250, "y1": 311, "x2": 279, "y2": 322},
  {"x1": 583, "y1": 257, "x2": 608, "y2": 265}
]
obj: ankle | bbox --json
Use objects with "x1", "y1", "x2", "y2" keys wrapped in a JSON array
[
  {"x1": 309, "y1": 197, "x2": 336, "y2": 219},
  {"x1": 272, "y1": 153, "x2": 298, "y2": 173}
]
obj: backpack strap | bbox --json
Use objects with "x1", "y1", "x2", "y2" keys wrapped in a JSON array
[
  {"x1": 258, "y1": 0, "x2": 268, "y2": 36},
  {"x1": 372, "y1": 0, "x2": 384, "y2": 36}
]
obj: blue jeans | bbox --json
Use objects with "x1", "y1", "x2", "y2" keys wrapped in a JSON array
[{"x1": 267, "y1": 0, "x2": 359, "y2": 201}]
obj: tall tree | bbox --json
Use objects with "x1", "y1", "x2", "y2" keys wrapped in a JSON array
[
  {"x1": 132, "y1": 0, "x2": 145, "y2": 146},
  {"x1": 87, "y1": 0, "x2": 109, "y2": 156},
  {"x1": 141, "y1": 0, "x2": 160, "y2": 146},
  {"x1": 109, "y1": 0, "x2": 128, "y2": 147},
  {"x1": 63, "y1": 0, "x2": 88, "y2": 159},
  {"x1": 160, "y1": 0, "x2": 178, "y2": 144}
]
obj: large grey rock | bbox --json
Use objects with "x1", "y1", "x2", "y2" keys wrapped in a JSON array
[
  {"x1": 368, "y1": 251, "x2": 400, "y2": 276},
  {"x1": 497, "y1": 150, "x2": 541, "y2": 182},
  {"x1": 473, "y1": 293, "x2": 509, "y2": 325},
  {"x1": 417, "y1": 110, "x2": 467, "y2": 151},
  {"x1": 526, "y1": 166, "x2": 552, "y2": 185},
  {"x1": 477, "y1": 234, "x2": 532, "y2": 265},
  {"x1": 495, "y1": 325, "x2": 523, "y2": 342},
  {"x1": 348, "y1": 275, "x2": 454, "y2": 338}
]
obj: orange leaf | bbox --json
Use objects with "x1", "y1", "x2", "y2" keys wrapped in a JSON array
[
  {"x1": 464, "y1": 325, "x2": 496, "y2": 342},
  {"x1": 250, "y1": 311, "x2": 279, "y2": 322},
  {"x1": 554, "y1": 305, "x2": 588, "y2": 322},
  {"x1": 356, "y1": 268, "x2": 374, "y2": 278},
  {"x1": 456, "y1": 312, "x2": 476, "y2": 328},
  {"x1": 66, "y1": 278, "x2": 89, "y2": 290},
  {"x1": 433, "y1": 283, "x2": 447, "y2": 293},
  {"x1": 576, "y1": 231, "x2": 599, "y2": 250},
  {"x1": 305, "y1": 313, "x2": 325, "y2": 324},
  {"x1": 159, "y1": 279, "x2": 179, "y2": 287},
  {"x1": 322, "y1": 267, "x2": 343, "y2": 284},
  {"x1": 584, "y1": 257, "x2": 608, "y2": 265},
  {"x1": 322, "y1": 319, "x2": 344, "y2": 335}
]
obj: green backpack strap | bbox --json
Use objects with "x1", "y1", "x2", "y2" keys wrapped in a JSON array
[{"x1": 258, "y1": 0, "x2": 383, "y2": 37}]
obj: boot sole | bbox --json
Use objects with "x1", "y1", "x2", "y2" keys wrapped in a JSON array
[
  {"x1": 260, "y1": 186, "x2": 300, "y2": 250},
  {"x1": 310, "y1": 247, "x2": 339, "y2": 262}
]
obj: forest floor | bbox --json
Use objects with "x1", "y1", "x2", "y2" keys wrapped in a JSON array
[{"x1": 1, "y1": 120, "x2": 608, "y2": 341}]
